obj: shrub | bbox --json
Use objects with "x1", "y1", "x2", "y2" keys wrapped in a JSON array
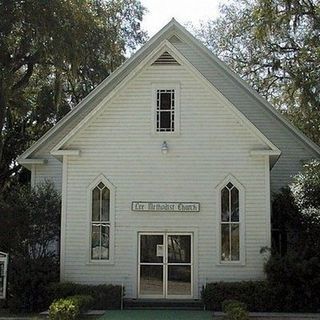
[
  {"x1": 202, "y1": 281, "x2": 274, "y2": 311},
  {"x1": 49, "y1": 295, "x2": 93, "y2": 320},
  {"x1": 222, "y1": 300, "x2": 247, "y2": 312},
  {"x1": 222, "y1": 300, "x2": 249, "y2": 320},
  {"x1": 0, "y1": 181, "x2": 61, "y2": 312},
  {"x1": 48, "y1": 282, "x2": 122, "y2": 309},
  {"x1": 266, "y1": 161, "x2": 320, "y2": 312},
  {"x1": 264, "y1": 253, "x2": 320, "y2": 312},
  {"x1": 69, "y1": 295, "x2": 94, "y2": 313},
  {"x1": 49, "y1": 298, "x2": 79, "y2": 320},
  {"x1": 7, "y1": 256, "x2": 59, "y2": 312}
]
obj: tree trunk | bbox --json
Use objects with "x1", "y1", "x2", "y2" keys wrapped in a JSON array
[{"x1": 0, "y1": 77, "x2": 7, "y2": 171}]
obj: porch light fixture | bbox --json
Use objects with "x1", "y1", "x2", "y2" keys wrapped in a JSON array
[{"x1": 161, "y1": 141, "x2": 168, "y2": 154}]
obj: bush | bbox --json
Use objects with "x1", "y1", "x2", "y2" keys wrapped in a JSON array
[
  {"x1": 48, "y1": 282, "x2": 122, "y2": 309},
  {"x1": 7, "y1": 256, "x2": 59, "y2": 312},
  {"x1": 0, "y1": 181, "x2": 61, "y2": 312},
  {"x1": 222, "y1": 300, "x2": 249, "y2": 320},
  {"x1": 49, "y1": 295, "x2": 94, "y2": 320},
  {"x1": 222, "y1": 300, "x2": 247, "y2": 312},
  {"x1": 202, "y1": 281, "x2": 274, "y2": 311},
  {"x1": 264, "y1": 253, "x2": 320, "y2": 312},
  {"x1": 49, "y1": 298, "x2": 79, "y2": 320},
  {"x1": 266, "y1": 161, "x2": 320, "y2": 312}
]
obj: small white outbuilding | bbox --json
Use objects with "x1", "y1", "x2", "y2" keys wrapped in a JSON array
[
  {"x1": 0, "y1": 252, "x2": 8, "y2": 299},
  {"x1": 18, "y1": 19, "x2": 320, "y2": 300}
]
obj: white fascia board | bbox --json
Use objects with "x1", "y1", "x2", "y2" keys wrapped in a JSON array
[
  {"x1": 18, "y1": 158, "x2": 46, "y2": 165},
  {"x1": 250, "y1": 149, "x2": 282, "y2": 168},
  {"x1": 17, "y1": 19, "x2": 178, "y2": 161},
  {"x1": 250, "y1": 150, "x2": 281, "y2": 157},
  {"x1": 50, "y1": 150, "x2": 80, "y2": 156},
  {"x1": 171, "y1": 20, "x2": 320, "y2": 157}
]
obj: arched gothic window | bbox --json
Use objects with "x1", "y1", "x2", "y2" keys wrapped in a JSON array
[
  {"x1": 220, "y1": 182, "x2": 240, "y2": 262},
  {"x1": 91, "y1": 182, "x2": 110, "y2": 260}
]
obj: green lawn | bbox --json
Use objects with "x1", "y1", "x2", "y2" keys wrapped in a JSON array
[{"x1": 99, "y1": 310, "x2": 213, "y2": 320}]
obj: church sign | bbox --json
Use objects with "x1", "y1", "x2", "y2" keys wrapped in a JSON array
[{"x1": 132, "y1": 201, "x2": 200, "y2": 212}]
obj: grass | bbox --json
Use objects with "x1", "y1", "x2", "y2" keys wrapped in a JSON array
[
  {"x1": 0, "y1": 308, "x2": 100, "y2": 320},
  {"x1": 99, "y1": 310, "x2": 213, "y2": 320}
]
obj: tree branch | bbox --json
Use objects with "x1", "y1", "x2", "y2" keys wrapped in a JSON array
[{"x1": 11, "y1": 62, "x2": 35, "y2": 92}]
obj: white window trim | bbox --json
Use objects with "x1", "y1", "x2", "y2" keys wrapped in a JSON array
[
  {"x1": 216, "y1": 174, "x2": 246, "y2": 266},
  {"x1": 151, "y1": 82, "x2": 180, "y2": 136},
  {"x1": 87, "y1": 174, "x2": 115, "y2": 265}
]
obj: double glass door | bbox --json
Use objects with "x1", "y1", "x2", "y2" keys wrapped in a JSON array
[{"x1": 138, "y1": 233, "x2": 193, "y2": 299}]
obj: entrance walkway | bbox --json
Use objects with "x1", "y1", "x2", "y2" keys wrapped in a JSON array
[{"x1": 100, "y1": 310, "x2": 213, "y2": 320}]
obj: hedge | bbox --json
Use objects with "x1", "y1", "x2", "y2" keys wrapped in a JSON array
[
  {"x1": 202, "y1": 281, "x2": 276, "y2": 312},
  {"x1": 49, "y1": 295, "x2": 94, "y2": 320},
  {"x1": 48, "y1": 282, "x2": 122, "y2": 310}
]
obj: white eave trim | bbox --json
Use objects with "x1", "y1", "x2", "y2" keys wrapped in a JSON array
[
  {"x1": 18, "y1": 158, "x2": 46, "y2": 165},
  {"x1": 50, "y1": 150, "x2": 80, "y2": 156},
  {"x1": 250, "y1": 150, "x2": 281, "y2": 157},
  {"x1": 250, "y1": 149, "x2": 282, "y2": 169}
]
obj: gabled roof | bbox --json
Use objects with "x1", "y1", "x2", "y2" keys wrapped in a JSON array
[
  {"x1": 50, "y1": 39, "x2": 280, "y2": 158},
  {"x1": 18, "y1": 18, "x2": 320, "y2": 165}
]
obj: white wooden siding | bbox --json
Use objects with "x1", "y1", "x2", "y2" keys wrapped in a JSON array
[
  {"x1": 30, "y1": 35, "x2": 318, "y2": 194},
  {"x1": 32, "y1": 154, "x2": 62, "y2": 192},
  {"x1": 61, "y1": 64, "x2": 269, "y2": 298}
]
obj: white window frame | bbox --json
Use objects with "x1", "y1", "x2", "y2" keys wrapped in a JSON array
[
  {"x1": 137, "y1": 232, "x2": 193, "y2": 299},
  {"x1": 152, "y1": 83, "x2": 180, "y2": 136},
  {"x1": 216, "y1": 175, "x2": 245, "y2": 265},
  {"x1": 87, "y1": 174, "x2": 115, "y2": 264}
]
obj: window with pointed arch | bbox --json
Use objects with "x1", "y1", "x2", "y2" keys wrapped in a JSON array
[
  {"x1": 220, "y1": 182, "x2": 240, "y2": 262},
  {"x1": 91, "y1": 182, "x2": 110, "y2": 260}
]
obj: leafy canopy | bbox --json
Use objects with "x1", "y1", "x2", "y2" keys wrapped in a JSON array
[
  {"x1": 196, "y1": 0, "x2": 320, "y2": 145},
  {"x1": 0, "y1": 0, "x2": 146, "y2": 191}
]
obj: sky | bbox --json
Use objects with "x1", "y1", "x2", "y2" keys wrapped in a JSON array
[{"x1": 140, "y1": 0, "x2": 225, "y2": 37}]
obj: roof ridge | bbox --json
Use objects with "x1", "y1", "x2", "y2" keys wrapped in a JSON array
[{"x1": 18, "y1": 18, "x2": 320, "y2": 162}]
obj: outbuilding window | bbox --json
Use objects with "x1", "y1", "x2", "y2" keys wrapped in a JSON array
[{"x1": 91, "y1": 182, "x2": 111, "y2": 260}]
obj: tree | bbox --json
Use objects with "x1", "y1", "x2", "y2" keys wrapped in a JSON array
[
  {"x1": 265, "y1": 160, "x2": 320, "y2": 312},
  {"x1": 0, "y1": 180, "x2": 61, "y2": 311},
  {"x1": 0, "y1": 0, "x2": 146, "y2": 191},
  {"x1": 271, "y1": 160, "x2": 320, "y2": 256},
  {"x1": 195, "y1": 0, "x2": 320, "y2": 145}
]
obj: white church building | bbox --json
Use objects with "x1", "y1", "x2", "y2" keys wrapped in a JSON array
[{"x1": 18, "y1": 19, "x2": 320, "y2": 300}]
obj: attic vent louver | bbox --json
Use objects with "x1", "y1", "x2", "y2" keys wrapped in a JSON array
[{"x1": 152, "y1": 51, "x2": 180, "y2": 65}]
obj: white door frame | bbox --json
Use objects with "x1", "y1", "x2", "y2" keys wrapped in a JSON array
[{"x1": 138, "y1": 232, "x2": 193, "y2": 299}]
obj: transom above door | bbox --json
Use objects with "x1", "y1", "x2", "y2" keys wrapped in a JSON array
[{"x1": 138, "y1": 232, "x2": 193, "y2": 299}]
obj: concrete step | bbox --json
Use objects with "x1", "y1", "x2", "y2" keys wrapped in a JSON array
[{"x1": 124, "y1": 299, "x2": 204, "y2": 310}]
